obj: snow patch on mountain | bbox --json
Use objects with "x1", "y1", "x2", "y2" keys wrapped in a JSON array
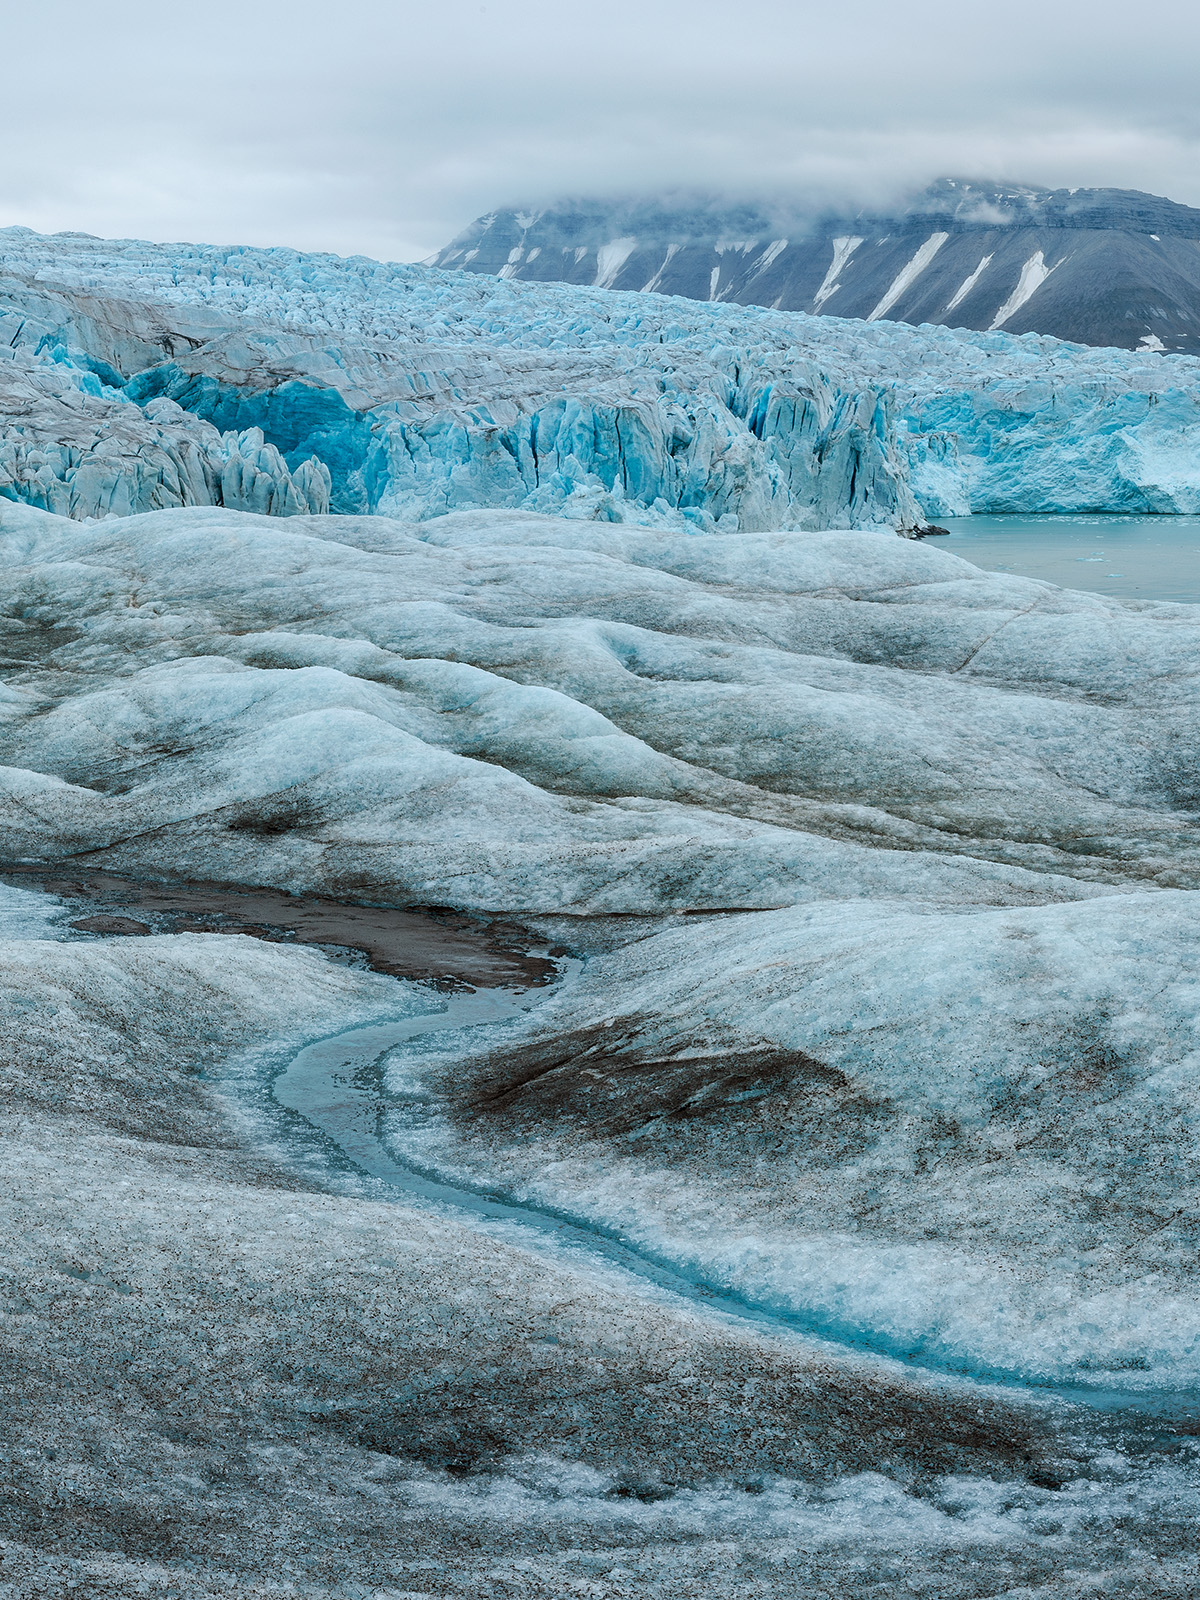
[
  {"x1": 944, "y1": 254, "x2": 993, "y2": 314},
  {"x1": 813, "y1": 235, "x2": 864, "y2": 310},
  {"x1": 990, "y1": 250, "x2": 1058, "y2": 329},
  {"x1": 595, "y1": 237, "x2": 638, "y2": 289},
  {"x1": 867, "y1": 232, "x2": 949, "y2": 321}
]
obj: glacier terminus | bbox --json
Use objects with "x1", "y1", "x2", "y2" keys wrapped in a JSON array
[{"x1": 6, "y1": 225, "x2": 1200, "y2": 533}]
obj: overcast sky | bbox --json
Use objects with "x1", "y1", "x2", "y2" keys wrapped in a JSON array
[{"x1": 2, "y1": 0, "x2": 1198, "y2": 261}]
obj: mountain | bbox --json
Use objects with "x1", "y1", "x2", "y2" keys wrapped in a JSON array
[{"x1": 429, "y1": 179, "x2": 1200, "y2": 353}]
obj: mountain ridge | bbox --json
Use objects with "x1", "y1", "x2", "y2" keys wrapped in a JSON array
[{"x1": 430, "y1": 179, "x2": 1200, "y2": 353}]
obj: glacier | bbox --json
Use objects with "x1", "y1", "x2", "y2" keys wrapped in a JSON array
[
  {"x1": 0, "y1": 334, "x2": 330, "y2": 520},
  {"x1": 8, "y1": 226, "x2": 1200, "y2": 1596},
  {"x1": 4, "y1": 500, "x2": 1200, "y2": 910},
  {"x1": 4, "y1": 879, "x2": 1112, "y2": 1600},
  {"x1": 5, "y1": 225, "x2": 1200, "y2": 532}
]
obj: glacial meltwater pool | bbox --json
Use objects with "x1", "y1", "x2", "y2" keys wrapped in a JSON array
[{"x1": 941, "y1": 515, "x2": 1200, "y2": 603}]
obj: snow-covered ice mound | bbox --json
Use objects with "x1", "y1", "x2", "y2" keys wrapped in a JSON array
[
  {"x1": 2, "y1": 499, "x2": 1199, "y2": 909},
  {"x1": 388, "y1": 890, "x2": 1200, "y2": 1389}
]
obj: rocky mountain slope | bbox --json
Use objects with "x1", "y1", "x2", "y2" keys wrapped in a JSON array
[{"x1": 431, "y1": 179, "x2": 1200, "y2": 353}]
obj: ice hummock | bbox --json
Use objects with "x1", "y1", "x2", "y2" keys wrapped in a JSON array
[
  {"x1": 381, "y1": 890, "x2": 1200, "y2": 1390},
  {"x1": 5, "y1": 489, "x2": 1200, "y2": 1588}
]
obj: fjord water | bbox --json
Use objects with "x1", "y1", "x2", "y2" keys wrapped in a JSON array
[{"x1": 944, "y1": 514, "x2": 1200, "y2": 603}]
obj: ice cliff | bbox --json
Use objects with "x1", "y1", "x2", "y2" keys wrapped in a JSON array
[
  {"x1": 0, "y1": 229, "x2": 919, "y2": 532},
  {"x1": 0, "y1": 324, "x2": 330, "y2": 520},
  {"x1": 5, "y1": 225, "x2": 1200, "y2": 531}
]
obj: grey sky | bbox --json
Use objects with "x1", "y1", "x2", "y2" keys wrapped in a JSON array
[{"x1": 2, "y1": 0, "x2": 1198, "y2": 261}]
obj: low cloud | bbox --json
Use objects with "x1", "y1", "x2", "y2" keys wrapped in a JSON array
[{"x1": 1, "y1": 0, "x2": 1197, "y2": 260}]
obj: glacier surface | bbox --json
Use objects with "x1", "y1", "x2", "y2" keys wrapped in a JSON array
[
  {"x1": 4, "y1": 499, "x2": 1199, "y2": 910},
  {"x1": 5, "y1": 899, "x2": 1110, "y2": 1600},
  {"x1": 4, "y1": 226, "x2": 1200, "y2": 531},
  {"x1": 3, "y1": 499, "x2": 1200, "y2": 1401}
]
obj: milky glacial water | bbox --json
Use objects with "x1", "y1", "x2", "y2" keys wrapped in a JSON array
[{"x1": 941, "y1": 515, "x2": 1200, "y2": 603}]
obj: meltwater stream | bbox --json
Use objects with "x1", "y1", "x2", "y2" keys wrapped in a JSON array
[
  {"x1": 24, "y1": 853, "x2": 1191, "y2": 1427},
  {"x1": 271, "y1": 979, "x2": 861, "y2": 1352},
  {"x1": 271, "y1": 979, "x2": 1200, "y2": 1427}
]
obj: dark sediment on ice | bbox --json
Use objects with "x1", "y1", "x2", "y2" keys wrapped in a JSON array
[{"x1": 0, "y1": 863, "x2": 555, "y2": 988}]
